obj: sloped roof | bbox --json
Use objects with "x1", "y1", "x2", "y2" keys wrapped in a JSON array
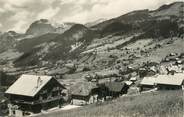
[
  {"x1": 70, "y1": 82, "x2": 98, "y2": 96},
  {"x1": 130, "y1": 77, "x2": 137, "y2": 81},
  {"x1": 140, "y1": 73, "x2": 184, "y2": 86},
  {"x1": 104, "y1": 82, "x2": 125, "y2": 92},
  {"x1": 155, "y1": 73, "x2": 184, "y2": 85},
  {"x1": 140, "y1": 77, "x2": 156, "y2": 86},
  {"x1": 5, "y1": 74, "x2": 52, "y2": 97},
  {"x1": 95, "y1": 70, "x2": 119, "y2": 78},
  {"x1": 124, "y1": 81, "x2": 133, "y2": 86}
]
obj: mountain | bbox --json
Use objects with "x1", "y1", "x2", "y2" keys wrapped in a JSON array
[
  {"x1": 85, "y1": 18, "x2": 107, "y2": 27},
  {"x1": 0, "y1": 31, "x2": 20, "y2": 53},
  {"x1": 92, "y1": 2, "x2": 184, "y2": 37},
  {"x1": 26, "y1": 19, "x2": 55, "y2": 36},
  {"x1": 150, "y1": 2, "x2": 184, "y2": 17},
  {"x1": 26, "y1": 19, "x2": 75, "y2": 36},
  {"x1": 0, "y1": 2, "x2": 183, "y2": 75},
  {"x1": 14, "y1": 24, "x2": 97, "y2": 67}
]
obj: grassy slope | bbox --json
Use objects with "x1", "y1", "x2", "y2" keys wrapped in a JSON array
[{"x1": 36, "y1": 91, "x2": 183, "y2": 117}]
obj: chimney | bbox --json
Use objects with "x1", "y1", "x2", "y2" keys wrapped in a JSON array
[{"x1": 36, "y1": 77, "x2": 42, "y2": 88}]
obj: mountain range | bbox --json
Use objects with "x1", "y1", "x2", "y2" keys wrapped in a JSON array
[{"x1": 0, "y1": 2, "x2": 183, "y2": 75}]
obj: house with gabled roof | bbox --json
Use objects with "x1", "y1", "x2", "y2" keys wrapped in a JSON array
[
  {"x1": 155, "y1": 73, "x2": 184, "y2": 90},
  {"x1": 140, "y1": 73, "x2": 184, "y2": 91},
  {"x1": 139, "y1": 77, "x2": 157, "y2": 91},
  {"x1": 5, "y1": 74, "x2": 66, "y2": 117},
  {"x1": 99, "y1": 82, "x2": 129, "y2": 99},
  {"x1": 70, "y1": 82, "x2": 99, "y2": 106}
]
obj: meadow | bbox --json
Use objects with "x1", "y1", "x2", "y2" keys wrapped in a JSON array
[{"x1": 36, "y1": 90, "x2": 184, "y2": 117}]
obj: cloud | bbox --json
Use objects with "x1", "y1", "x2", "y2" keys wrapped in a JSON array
[
  {"x1": 0, "y1": 8, "x2": 5, "y2": 13},
  {"x1": 37, "y1": 7, "x2": 60, "y2": 20},
  {"x1": 11, "y1": 20, "x2": 27, "y2": 33},
  {"x1": 62, "y1": 0, "x2": 183, "y2": 24},
  {"x1": 5, "y1": 0, "x2": 31, "y2": 6},
  {"x1": 0, "y1": 0, "x2": 182, "y2": 33},
  {"x1": 0, "y1": 23, "x2": 2, "y2": 28}
]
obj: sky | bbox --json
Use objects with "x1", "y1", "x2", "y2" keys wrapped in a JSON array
[{"x1": 0, "y1": 0, "x2": 182, "y2": 33}]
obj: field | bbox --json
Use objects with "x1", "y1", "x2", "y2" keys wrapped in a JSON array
[{"x1": 36, "y1": 90, "x2": 184, "y2": 117}]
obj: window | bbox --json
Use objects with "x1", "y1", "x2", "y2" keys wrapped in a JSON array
[
  {"x1": 40, "y1": 94, "x2": 47, "y2": 100},
  {"x1": 52, "y1": 91, "x2": 58, "y2": 97}
]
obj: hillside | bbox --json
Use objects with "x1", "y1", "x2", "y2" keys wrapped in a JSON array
[
  {"x1": 0, "y1": 2, "x2": 184, "y2": 117},
  {"x1": 14, "y1": 24, "x2": 97, "y2": 67},
  {"x1": 91, "y1": 2, "x2": 183, "y2": 37},
  {"x1": 36, "y1": 91, "x2": 183, "y2": 117},
  {"x1": 0, "y1": 1, "x2": 183, "y2": 79}
]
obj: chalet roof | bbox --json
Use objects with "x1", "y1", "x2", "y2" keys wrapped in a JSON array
[
  {"x1": 95, "y1": 70, "x2": 119, "y2": 78},
  {"x1": 5, "y1": 74, "x2": 53, "y2": 97},
  {"x1": 155, "y1": 73, "x2": 184, "y2": 85},
  {"x1": 140, "y1": 73, "x2": 184, "y2": 86},
  {"x1": 104, "y1": 82, "x2": 125, "y2": 92},
  {"x1": 130, "y1": 77, "x2": 137, "y2": 81},
  {"x1": 70, "y1": 82, "x2": 98, "y2": 96},
  {"x1": 124, "y1": 81, "x2": 133, "y2": 86},
  {"x1": 140, "y1": 77, "x2": 156, "y2": 86}
]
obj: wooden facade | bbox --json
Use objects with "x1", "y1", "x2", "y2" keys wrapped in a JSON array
[
  {"x1": 156, "y1": 83, "x2": 184, "y2": 90},
  {"x1": 71, "y1": 94, "x2": 98, "y2": 105},
  {"x1": 140, "y1": 85, "x2": 155, "y2": 91},
  {"x1": 6, "y1": 75, "x2": 66, "y2": 117},
  {"x1": 140, "y1": 74, "x2": 184, "y2": 91},
  {"x1": 99, "y1": 82, "x2": 129, "y2": 99},
  {"x1": 70, "y1": 82, "x2": 99, "y2": 106}
]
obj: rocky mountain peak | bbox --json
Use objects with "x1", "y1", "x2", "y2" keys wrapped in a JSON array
[
  {"x1": 26, "y1": 19, "x2": 75, "y2": 36},
  {"x1": 25, "y1": 19, "x2": 55, "y2": 36}
]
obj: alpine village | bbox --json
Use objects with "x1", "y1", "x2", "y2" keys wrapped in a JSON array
[{"x1": 0, "y1": 1, "x2": 184, "y2": 117}]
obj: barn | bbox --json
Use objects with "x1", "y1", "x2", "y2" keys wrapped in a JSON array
[{"x1": 5, "y1": 74, "x2": 66, "y2": 117}]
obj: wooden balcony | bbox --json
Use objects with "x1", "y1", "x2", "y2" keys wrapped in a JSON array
[{"x1": 12, "y1": 96, "x2": 62, "y2": 105}]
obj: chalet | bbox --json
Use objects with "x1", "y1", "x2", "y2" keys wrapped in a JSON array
[
  {"x1": 100, "y1": 82, "x2": 128, "y2": 98},
  {"x1": 5, "y1": 74, "x2": 66, "y2": 117},
  {"x1": 139, "y1": 77, "x2": 156, "y2": 91},
  {"x1": 70, "y1": 82, "x2": 99, "y2": 106},
  {"x1": 140, "y1": 73, "x2": 184, "y2": 91},
  {"x1": 155, "y1": 74, "x2": 184, "y2": 90}
]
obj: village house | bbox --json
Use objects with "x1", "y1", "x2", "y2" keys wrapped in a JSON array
[
  {"x1": 100, "y1": 82, "x2": 129, "y2": 99},
  {"x1": 155, "y1": 74, "x2": 184, "y2": 90},
  {"x1": 139, "y1": 77, "x2": 156, "y2": 91},
  {"x1": 140, "y1": 73, "x2": 184, "y2": 91},
  {"x1": 70, "y1": 82, "x2": 99, "y2": 106},
  {"x1": 5, "y1": 74, "x2": 66, "y2": 117}
]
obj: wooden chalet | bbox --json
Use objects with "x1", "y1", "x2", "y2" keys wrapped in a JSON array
[
  {"x1": 139, "y1": 77, "x2": 156, "y2": 91},
  {"x1": 155, "y1": 74, "x2": 184, "y2": 90},
  {"x1": 140, "y1": 73, "x2": 184, "y2": 91},
  {"x1": 5, "y1": 74, "x2": 66, "y2": 117},
  {"x1": 70, "y1": 82, "x2": 99, "y2": 106},
  {"x1": 100, "y1": 82, "x2": 129, "y2": 99}
]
